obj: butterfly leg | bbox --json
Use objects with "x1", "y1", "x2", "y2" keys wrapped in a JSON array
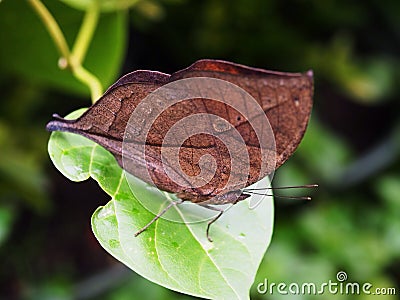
[
  {"x1": 199, "y1": 204, "x2": 226, "y2": 242},
  {"x1": 134, "y1": 199, "x2": 183, "y2": 237}
]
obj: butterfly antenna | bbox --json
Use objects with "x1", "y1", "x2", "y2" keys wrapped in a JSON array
[
  {"x1": 244, "y1": 184, "x2": 318, "y2": 191},
  {"x1": 244, "y1": 190, "x2": 312, "y2": 200},
  {"x1": 243, "y1": 184, "x2": 318, "y2": 201}
]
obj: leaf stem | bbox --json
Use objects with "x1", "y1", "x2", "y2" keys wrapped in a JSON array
[
  {"x1": 27, "y1": 0, "x2": 71, "y2": 63},
  {"x1": 73, "y1": 65, "x2": 103, "y2": 102},
  {"x1": 72, "y1": 0, "x2": 100, "y2": 65},
  {"x1": 27, "y1": 0, "x2": 103, "y2": 103}
]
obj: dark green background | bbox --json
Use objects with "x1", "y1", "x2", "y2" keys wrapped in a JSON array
[{"x1": 1, "y1": 0, "x2": 399, "y2": 299}]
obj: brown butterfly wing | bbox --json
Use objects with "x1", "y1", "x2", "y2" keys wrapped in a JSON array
[
  {"x1": 170, "y1": 59, "x2": 314, "y2": 169},
  {"x1": 46, "y1": 71, "x2": 197, "y2": 197},
  {"x1": 46, "y1": 71, "x2": 170, "y2": 163},
  {"x1": 46, "y1": 60, "x2": 313, "y2": 203}
]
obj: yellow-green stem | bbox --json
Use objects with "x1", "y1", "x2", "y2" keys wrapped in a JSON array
[
  {"x1": 73, "y1": 65, "x2": 103, "y2": 102},
  {"x1": 27, "y1": 0, "x2": 71, "y2": 64},
  {"x1": 28, "y1": 0, "x2": 103, "y2": 103},
  {"x1": 72, "y1": 0, "x2": 100, "y2": 65}
]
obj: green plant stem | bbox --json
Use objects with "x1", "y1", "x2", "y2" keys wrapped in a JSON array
[
  {"x1": 27, "y1": 0, "x2": 103, "y2": 103},
  {"x1": 72, "y1": 1, "x2": 100, "y2": 65},
  {"x1": 73, "y1": 65, "x2": 103, "y2": 102},
  {"x1": 27, "y1": 0, "x2": 71, "y2": 63}
]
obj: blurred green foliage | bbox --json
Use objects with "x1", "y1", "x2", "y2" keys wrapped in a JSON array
[
  {"x1": 0, "y1": 0, "x2": 127, "y2": 96},
  {"x1": 1, "y1": 0, "x2": 399, "y2": 299}
]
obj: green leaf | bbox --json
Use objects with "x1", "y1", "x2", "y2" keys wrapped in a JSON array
[
  {"x1": 0, "y1": 0, "x2": 127, "y2": 96},
  {"x1": 0, "y1": 204, "x2": 15, "y2": 246},
  {"x1": 48, "y1": 109, "x2": 274, "y2": 299}
]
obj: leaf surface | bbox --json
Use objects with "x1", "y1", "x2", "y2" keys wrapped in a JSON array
[{"x1": 48, "y1": 109, "x2": 274, "y2": 299}]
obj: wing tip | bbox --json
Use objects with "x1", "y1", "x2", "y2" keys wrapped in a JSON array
[
  {"x1": 46, "y1": 115, "x2": 74, "y2": 132},
  {"x1": 46, "y1": 120, "x2": 60, "y2": 132}
]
